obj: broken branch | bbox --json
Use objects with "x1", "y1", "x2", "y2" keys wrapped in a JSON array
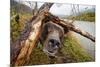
[
  {"x1": 44, "y1": 12, "x2": 95, "y2": 42},
  {"x1": 11, "y1": 3, "x2": 53, "y2": 66}
]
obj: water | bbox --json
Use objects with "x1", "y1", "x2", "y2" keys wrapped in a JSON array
[{"x1": 73, "y1": 21, "x2": 95, "y2": 59}]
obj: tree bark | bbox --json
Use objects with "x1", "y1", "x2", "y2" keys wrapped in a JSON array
[
  {"x1": 15, "y1": 19, "x2": 43, "y2": 66},
  {"x1": 11, "y1": 3, "x2": 53, "y2": 66}
]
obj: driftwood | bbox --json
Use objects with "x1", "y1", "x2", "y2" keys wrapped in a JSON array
[{"x1": 11, "y1": 2, "x2": 95, "y2": 66}]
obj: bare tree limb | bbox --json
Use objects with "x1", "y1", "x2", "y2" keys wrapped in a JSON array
[
  {"x1": 11, "y1": 3, "x2": 53, "y2": 66},
  {"x1": 70, "y1": 26, "x2": 95, "y2": 42},
  {"x1": 44, "y1": 12, "x2": 95, "y2": 42}
]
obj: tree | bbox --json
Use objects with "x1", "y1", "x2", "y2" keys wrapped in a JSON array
[{"x1": 27, "y1": 1, "x2": 38, "y2": 16}]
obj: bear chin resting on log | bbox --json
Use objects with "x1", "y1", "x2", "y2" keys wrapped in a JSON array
[{"x1": 40, "y1": 21, "x2": 64, "y2": 57}]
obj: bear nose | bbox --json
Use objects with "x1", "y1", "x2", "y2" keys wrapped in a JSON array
[
  {"x1": 52, "y1": 40, "x2": 60, "y2": 48},
  {"x1": 49, "y1": 39, "x2": 60, "y2": 47}
]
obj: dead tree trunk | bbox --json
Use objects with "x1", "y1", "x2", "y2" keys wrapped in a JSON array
[{"x1": 11, "y1": 3, "x2": 53, "y2": 66}]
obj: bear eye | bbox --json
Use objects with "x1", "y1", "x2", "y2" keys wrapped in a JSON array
[{"x1": 49, "y1": 39, "x2": 54, "y2": 44}]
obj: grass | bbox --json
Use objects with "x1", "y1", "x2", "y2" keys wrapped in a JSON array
[
  {"x1": 27, "y1": 47, "x2": 50, "y2": 65},
  {"x1": 61, "y1": 32, "x2": 93, "y2": 62},
  {"x1": 10, "y1": 11, "x2": 32, "y2": 42},
  {"x1": 11, "y1": 8, "x2": 94, "y2": 65},
  {"x1": 67, "y1": 12, "x2": 95, "y2": 22},
  {"x1": 26, "y1": 32, "x2": 93, "y2": 65}
]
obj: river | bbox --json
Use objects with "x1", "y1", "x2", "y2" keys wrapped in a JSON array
[
  {"x1": 73, "y1": 21, "x2": 95, "y2": 59},
  {"x1": 63, "y1": 19, "x2": 95, "y2": 59}
]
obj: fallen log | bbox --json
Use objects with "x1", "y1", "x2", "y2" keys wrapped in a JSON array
[
  {"x1": 15, "y1": 19, "x2": 42, "y2": 65},
  {"x1": 44, "y1": 12, "x2": 95, "y2": 42},
  {"x1": 11, "y1": 3, "x2": 53, "y2": 66}
]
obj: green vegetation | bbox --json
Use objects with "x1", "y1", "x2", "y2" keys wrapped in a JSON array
[
  {"x1": 10, "y1": 11, "x2": 32, "y2": 42},
  {"x1": 10, "y1": 0, "x2": 33, "y2": 42},
  {"x1": 27, "y1": 47, "x2": 50, "y2": 65},
  {"x1": 11, "y1": 1, "x2": 94, "y2": 65},
  {"x1": 26, "y1": 32, "x2": 93, "y2": 65},
  {"x1": 67, "y1": 12, "x2": 95, "y2": 22},
  {"x1": 11, "y1": 13, "x2": 93, "y2": 66},
  {"x1": 62, "y1": 32, "x2": 93, "y2": 62}
]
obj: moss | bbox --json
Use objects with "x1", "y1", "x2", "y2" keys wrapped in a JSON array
[
  {"x1": 26, "y1": 32, "x2": 93, "y2": 65},
  {"x1": 27, "y1": 47, "x2": 50, "y2": 65},
  {"x1": 11, "y1": 9, "x2": 32, "y2": 42},
  {"x1": 61, "y1": 32, "x2": 93, "y2": 62}
]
